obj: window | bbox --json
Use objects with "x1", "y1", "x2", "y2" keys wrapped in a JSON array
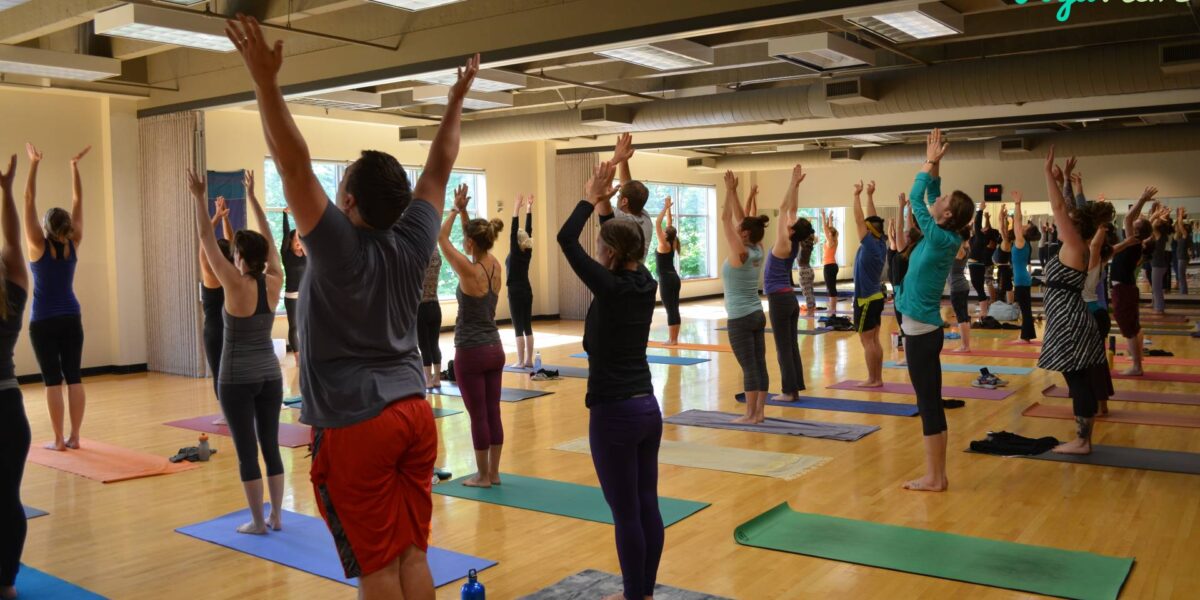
[
  {"x1": 262, "y1": 159, "x2": 487, "y2": 304},
  {"x1": 637, "y1": 182, "x2": 718, "y2": 280},
  {"x1": 796, "y1": 207, "x2": 846, "y2": 266}
]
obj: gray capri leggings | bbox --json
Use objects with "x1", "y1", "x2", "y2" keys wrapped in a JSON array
[{"x1": 727, "y1": 310, "x2": 769, "y2": 392}]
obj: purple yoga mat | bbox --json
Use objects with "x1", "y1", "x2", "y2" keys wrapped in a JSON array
[
  {"x1": 165, "y1": 415, "x2": 312, "y2": 448},
  {"x1": 826, "y1": 380, "x2": 1014, "y2": 400}
]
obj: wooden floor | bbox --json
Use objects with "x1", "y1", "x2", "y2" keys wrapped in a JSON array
[{"x1": 17, "y1": 297, "x2": 1200, "y2": 599}]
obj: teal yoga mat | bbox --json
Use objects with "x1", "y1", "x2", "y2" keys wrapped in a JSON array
[
  {"x1": 570, "y1": 352, "x2": 709, "y2": 366},
  {"x1": 735, "y1": 503, "x2": 1133, "y2": 600},
  {"x1": 883, "y1": 361, "x2": 1033, "y2": 376},
  {"x1": 434, "y1": 473, "x2": 708, "y2": 527},
  {"x1": 14, "y1": 565, "x2": 106, "y2": 599}
]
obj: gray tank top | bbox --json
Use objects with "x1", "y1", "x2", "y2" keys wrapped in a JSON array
[
  {"x1": 454, "y1": 262, "x2": 501, "y2": 349},
  {"x1": 948, "y1": 256, "x2": 970, "y2": 293},
  {"x1": 219, "y1": 275, "x2": 282, "y2": 384}
]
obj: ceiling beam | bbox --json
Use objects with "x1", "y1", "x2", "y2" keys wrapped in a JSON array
[{"x1": 0, "y1": 0, "x2": 119, "y2": 45}]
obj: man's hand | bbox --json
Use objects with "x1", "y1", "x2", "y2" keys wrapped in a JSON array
[{"x1": 225, "y1": 15, "x2": 284, "y2": 89}]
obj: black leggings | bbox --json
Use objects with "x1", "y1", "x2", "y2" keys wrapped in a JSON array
[
  {"x1": 727, "y1": 311, "x2": 768, "y2": 392},
  {"x1": 823, "y1": 263, "x2": 839, "y2": 300},
  {"x1": 767, "y1": 293, "x2": 804, "y2": 394},
  {"x1": 203, "y1": 321, "x2": 223, "y2": 398},
  {"x1": 1014, "y1": 286, "x2": 1035, "y2": 341},
  {"x1": 508, "y1": 288, "x2": 533, "y2": 337},
  {"x1": 217, "y1": 379, "x2": 284, "y2": 482},
  {"x1": 0, "y1": 389, "x2": 29, "y2": 587},
  {"x1": 967, "y1": 263, "x2": 988, "y2": 302},
  {"x1": 904, "y1": 328, "x2": 947, "y2": 436},
  {"x1": 416, "y1": 301, "x2": 442, "y2": 367},
  {"x1": 659, "y1": 273, "x2": 681, "y2": 326},
  {"x1": 29, "y1": 315, "x2": 84, "y2": 386},
  {"x1": 284, "y1": 297, "x2": 298, "y2": 353}
]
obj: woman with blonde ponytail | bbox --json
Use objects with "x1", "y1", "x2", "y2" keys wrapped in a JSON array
[
  {"x1": 23, "y1": 143, "x2": 88, "y2": 452},
  {"x1": 439, "y1": 184, "x2": 506, "y2": 488},
  {"x1": 1, "y1": 153, "x2": 32, "y2": 600}
]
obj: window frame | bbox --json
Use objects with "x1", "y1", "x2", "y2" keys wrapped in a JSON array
[
  {"x1": 795, "y1": 207, "x2": 847, "y2": 267},
  {"x1": 638, "y1": 180, "x2": 718, "y2": 281}
]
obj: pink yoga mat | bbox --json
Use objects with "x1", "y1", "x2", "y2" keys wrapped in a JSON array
[
  {"x1": 1140, "y1": 314, "x2": 1190, "y2": 323},
  {"x1": 164, "y1": 415, "x2": 312, "y2": 448},
  {"x1": 1022, "y1": 402, "x2": 1200, "y2": 428},
  {"x1": 1042, "y1": 384, "x2": 1200, "y2": 407},
  {"x1": 1003, "y1": 340, "x2": 1042, "y2": 346},
  {"x1": 827, "y1": 380, "x2": 1013, "y2": 400},
  {"x1": 1111, "y1": 370, "x2": 1200, "y2": 384},
  {"x1": 1114, "y1": 355, "x2": 1200, "y2": 367}
]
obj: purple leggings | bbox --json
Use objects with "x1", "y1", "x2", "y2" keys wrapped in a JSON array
[
  {"x1": 454, "y1": 343, "x2": 505, "y2": 450},
  {"x1": 589, "y1": 394, "x2": 664, "y2": 600}
]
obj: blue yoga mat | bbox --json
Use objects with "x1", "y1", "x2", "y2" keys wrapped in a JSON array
[
  {"x1": 15, "y1": 565, "x2": 106, "y2": 599},
  {"x1": 24, "y1": 505, "x2": 47, "y2": 519},
  {"x1": 570, "y1": 352, "x2": 709, "y2": 366},
  {"x1": 883, "y1": 361, "x2": 1033, "y2": 376},
  {"x1": 176, "y1": 508, "x2": 495, "y2": 588},
  {"x1": 735, "y1": 393, "x2": 917, "y2": 417}
]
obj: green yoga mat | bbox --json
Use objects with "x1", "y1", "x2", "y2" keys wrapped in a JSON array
[
  {"x1": 434, "y1": 473, "x2": 708, "y2": 527},
  {"x1": 735, "y1": 503, "x2": 1133, "y2": 600}
]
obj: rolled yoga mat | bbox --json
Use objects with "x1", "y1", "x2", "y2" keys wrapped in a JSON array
[
  {"x1": 177, "y1": 508, "x2": 495, "y2": 588},
  {"x1": 649, "y1": 340, "x2": 732, "y2": 352},
  {"x1": 734, "y1": 503, "x2": 1133, "y2": 600},
  {"x1": 827, "y1": 380, "x2": 1014, "y2": 401},
  {"x1": 664, "y1": 409, "x2": 879, "y2": 442},
  {"x1": 1110, "y1": 369, "x2": 1200, "y2": 383},
  {"x1": 570, "y1": 352, "x2": 709, "y2": 366},
  {"x1": 734, "y1": 392, "x2": 918, "y2": 417},
  {"x1": 1005, "y1": 445, "x2": 1200, "y2": 475},
  {"x1": 520, "y1": 569, "x2": 731, "y2": 600},
  {"x1": 1042, "y1": 384, "x2": 1200, "y2": 406},
  {"x1": 430, "y1": 382, "x2": 554, "y2": 402},
  {"x1": 26, "y1": 438, "x2": 198, "y2": 483},
  {"x1": 1022, "y1": 402, "x2": 1200, "y2": 429},
  {"x1": 503, "y1": 364, "x2": 589, "y2": 378},
  {"x1": 434, "y1": 473, "x2": 708, "y2": 527},
  {"x1": 13, "y1": 565, "x2": 106, "y2": 600},
  {"x1": 164, "y1": 415, "x2": 312, "y2": 448},
  {"x1": 554, "y1": 437, "x2": 830, "y2": 481},
  {"x1": 883, "y1": 361, "x2": 1034, "y2": 376}
]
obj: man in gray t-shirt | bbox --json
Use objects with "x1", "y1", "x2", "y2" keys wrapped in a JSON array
[
  {"x1": 596, "y1": 133, "x2": 654, "y2": 262},
  {"x1": 225, "y1": 15, "x2": 480, "y2": 595}
]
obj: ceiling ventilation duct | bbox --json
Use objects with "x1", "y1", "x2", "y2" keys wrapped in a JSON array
[
  {"x1": 829, "y1": 148, "x2": 862, "y2": 162},
  {"x1": 1160, "y1": 41, "x2": 1200, "y2": 75},
  {"x1": 825, "y1": 78, "x2": 877, "y2": 105},
  {"x1": 768, "y1": 33, "x2": 875, "y2": 73},
  {"x1": 687, "y1": 157, "x2": 718, "y2": 171},
  {"x1": 999, "y1": 138, "x2": 1031, "y2": 153},
  {"x1": 581, "y1": 105, "x2": 635, "y2": 128}
]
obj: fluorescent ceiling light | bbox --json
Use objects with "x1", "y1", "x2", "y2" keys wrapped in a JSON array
[
  {"x1": 0, "y1": 0, "x2": 33, "y2": 11},
  {"x1": 844, "y1": 133, "x2": 896, "y2": 143},
  {"x1": 845, "y1": 2, "x2": 963, "y2": 43},
  {"x1": 596, "y1": 40, "x2": 713, "y2": 71},
  {"x1": 411, "y1": 85, "x2": 513, "y2": 110},
  {"x1": 769, "y1": 33, "x2": 874, "y2": 72},
  {"x1": 290, "y1": 90, "x2": 383, "y2": 111},
  {"x1": 414, "y1": 68, "x2": 526, "y2": 92},
  {"x1": 0, "y1": 45, "x2": 121, "y2": 81},
  {"x1": 368, "y1": 0, "x2": 465, "y2": 11},
  {"x1": 95, "y1": 3, "x2": 235, "y2": 53}
]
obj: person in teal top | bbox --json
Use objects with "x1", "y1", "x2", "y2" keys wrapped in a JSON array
[
  {"x1": 1011, "y1": 191, "x2": 1040, "y2": 342},
  {"x1": 894, "y1": 129, "x2": 975, "y2": 493},
  {"x1": 850, "y1": 180, "x2": 887, "y2": 388},
  {"x1": 720, "y1": 171, "x2": 770, "y2": 425}
]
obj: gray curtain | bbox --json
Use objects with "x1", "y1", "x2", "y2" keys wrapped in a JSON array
[
  {"x1": 139, "y1": 111, "x2": 207, "y2": 377},
  {"x1": 555, "y1": 153, "x2": 599, "y2": 320}
]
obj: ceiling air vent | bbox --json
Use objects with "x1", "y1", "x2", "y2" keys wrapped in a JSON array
[
  {"x1": 1160, "y1": 41, "x2": 1200, "y2": 74},
  {"x1": 825, "y1": 78, "x2": 878, "y2": 105},
  {"x1": 829, "y1": 148, "x2": 862, "y2": 162},
  {"x1": 398, "y1": 127, "x2": 434, "y2": 142},
  {"x1": 769, "y1": 33, "x2": 875, "y2": 73},
  {"x1": 687, "y1": 157, "x2": 718, "y2": 171},
  {"x1": 999, "y1": 137, "x2": 1031, "y2": 153},
  {"x1": 580, "y1": 105, "x2": 634, "y2": 127},
  {"x1": 290, "y1": 90, "x2": 382, "y2": 111}
]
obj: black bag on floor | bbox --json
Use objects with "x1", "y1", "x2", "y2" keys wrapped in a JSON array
[
  {"x1": 822, "y1": 315, "x2": 854, "y2": 331},
  {"x1": 441, "y1": 359, "x2": 456, "y2": 382},
  {"x1": 969, "y1": 431, "x2": 1060, "y2": 456}
]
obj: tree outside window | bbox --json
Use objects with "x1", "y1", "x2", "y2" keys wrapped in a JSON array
[
  {"x1": 796, "y1": 207, "x2": 846, "y2": 267},
  {"x1": 637, "y1": 182, "x2": 717, "y2": 280}
]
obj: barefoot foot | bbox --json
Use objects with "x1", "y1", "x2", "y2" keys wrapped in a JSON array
[
  {"x1": 856, "y1": 380, "x2": 884, "y2": 388},
  {"x1": 490, "y1": 476, "x2": 502, "y2": 485},
  {"x1": 949, "y1": 346, "x2": 972, "y2": 354},
  {"x1": 1119, "y1": 367, "x2": 1143, "y2": 376},
  {"x1": 1052, "y1": 438, "x2": 1092, "y2": 455},
  {"x1": 731, "y1": 415, "x2": 753, "y2": 425},
  {"x1": 902, "y1": 476, "x2": 948, "y2": 492},
  {"x1": 236, "y1": 521, "x2": 268, "y2": 535},
  {"x1": 462, "y1": 475, "x2": 491, "y2": 488},
  {"x1": 44, "y1": 440, "x2": 66, "y2": 452},
  {"x1": 268, "y1": 511, "x2": 282, "y2": 532},
  {"x1": 65, "y1": 438, "x2": 81, "y2": 450}
]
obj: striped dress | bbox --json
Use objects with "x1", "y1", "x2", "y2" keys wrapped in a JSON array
[{"x1": 1037, "y1": 256, "x2": 1105, "y2": 373}]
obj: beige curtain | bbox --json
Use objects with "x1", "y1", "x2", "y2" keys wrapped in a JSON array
[
  {"x1": 139, "y1": 112, "x2": 206, "y2": 377},
  {"x1": 555, "y1": 153, "x2": 599, "y2": 320}
]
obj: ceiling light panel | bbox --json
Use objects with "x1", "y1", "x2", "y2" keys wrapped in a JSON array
[
  {"x1": 0, "y1": 0, "x2": 32, "y2": 11},
  {"x1": 845, "y1": 2, "x2": 963, "y2": 43},
  {"x1": 769, "y1": 33, "x2": 874, "y2": 72},
  {"x1": 410, "y1": 85, "x2": 513, "y2": 110},
  {"x1": 369, "y1": 0, "x2": 465, "y2": 11},
  {"x1": 95, "y1": 3, "x2": 235, "y2": 53},
  {"x1": 0, "y1": 45, "x2": 121, "y2": 81},
  {"x1": 596, "y1": 39, "x2": 714, "y2": 71},
  {"x1": 414, "y1": 68, "x2": 526, "y2": 92},
  {"x1": 290, "y1": 91, "x2": 383, "y2": 111}
]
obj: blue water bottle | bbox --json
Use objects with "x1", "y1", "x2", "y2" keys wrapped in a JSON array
[
  {"x1": 533, "y1": 351, "x2": 542, "y2": 372},
  {"x1": 460, "y1": 568, "x2": 485, "y2": 600}
]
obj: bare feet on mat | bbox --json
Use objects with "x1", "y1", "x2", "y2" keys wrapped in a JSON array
[
  {"x1": 490, "y1": 475, "x2": 502, "y2": 485},
  {"x1": 902, "y1": 476, "x2": 948, "y2": 492},
  {"x1": 236, "y1": 521, "x2": 268, "y2": 535},
  {"x1": 1052, "y1": 438, "x2": 1091, "y2": 455},
  {"x1": 268, "y1": 510, "x2": 282, "y2": 532},
  {"x1": 65, "y1": 437, "x2": 81, "y2": 450},
  {"x1": 731, "y1": 415, "x2": 753, "y2": 425},
  {"x1": 895, "y1": 360, "x2": 907, "y2": 367},
  {"x1": 507, "y1": 361, "x2": 524, "y2": 369},
  {"x1": 1119, "y1": 367, "x2": 1143, "y2": 376},
  {"x1": 44, "y1": 440, "x2": 66, "y2": 452},
  {"x1": 1014, "y1": 339, "x2": 1034, "y2": 344},
  {"x1": 462, "y1": 474, "x2": 491, "y2": 488},
  {"x1": 601, "y1": 593, "x2": 625, "y2": 600},
  {"x1": 856, "y1": 380, "x2": 884, "y2": 388},
  {"x1": 949, "y1": 346, "x2": 972, "y2": 354},
  {"x1": 776, "y1": 394, "x2": 798, "y2": 402}
]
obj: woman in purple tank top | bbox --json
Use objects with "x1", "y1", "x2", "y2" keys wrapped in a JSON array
[{"x1": 23, "y1": 143, "x2": 89, "y2": 452}]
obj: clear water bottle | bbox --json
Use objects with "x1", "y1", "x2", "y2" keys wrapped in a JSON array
[
  {"x1": 533, "y1": 351, "x2": 542, "y2": 372},
  {"x1": 460, "y1": 568, "x2": 485, "y2": 600},
  {"x1": 197, "y1": 434, "x2": 211, "y2": 462}
]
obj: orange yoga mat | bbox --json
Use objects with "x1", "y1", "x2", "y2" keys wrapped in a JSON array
[
  {"x1": 1022, "y1": 402, "x2": 1200, "y2": 429},
  {"x1": 648, "y1": 341, "x2": 733, "y2": 353},
  {"x1": 27, "y1": 438, "x2": 199, "y2": 483},
  {"x1": 1042, "y1": 384, "x2": 1200, "y2": 407}
]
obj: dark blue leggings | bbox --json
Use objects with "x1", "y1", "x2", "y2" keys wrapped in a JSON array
[
  {"x1": 1, "y1": 388, "x2": 30, "y2": 587},
  {"x1": 589, "y1": 395, "x2": 664, "y2": 600}
]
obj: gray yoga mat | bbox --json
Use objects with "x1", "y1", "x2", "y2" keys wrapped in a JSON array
[
  {"x1": 1013, "y1": 445, "x2": 1200, "y2": 475},
  {"x1": 430, "y1": 382, "x2": 553, "y2": 403},
  {"x1": 520, "y1": 569, "x2": 731, "y2": 600},
  {"x1": 503, "y1": 364, "x2": 590, "y2": 378},
  {"x1": 664, "y1": 409, "x2": 879, "y2": 442}
]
